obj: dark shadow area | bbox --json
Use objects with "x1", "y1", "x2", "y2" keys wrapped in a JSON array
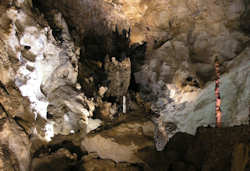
[
  {"x1": 240, "y1": 1, "x2": 250, "y2": 35},
  {"x1": 80, "y1": 26, "x2": 131, "y2": 62},
  {"x1": 128, "y1": 42, "x2": 147, "y2": 91},
  {"x1": 32, "y1": 141, "x2": 85, "y2": 160},
  {"x1": 32, "y1": 0, "x2": 148, "y2": 99},
  {"x1": 78, "y1": 27, "x2": 133, "y2": 98},
  {"x1": 31, "y1": 157, "x2": 84, "y2": 171},
  {"x1": 31, "y1": 141, "x2": 86, "y2": 171}
]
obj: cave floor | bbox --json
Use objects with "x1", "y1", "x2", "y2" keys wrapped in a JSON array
[{"x1": 31, "y1": 107, "x2": 250, "y2": 171}]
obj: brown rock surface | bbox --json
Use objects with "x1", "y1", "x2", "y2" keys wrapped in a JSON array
[
  {"x1": 31, "y1": 148, "x2": 78, "y2": 171},
  {"x1": 231, "y1": 143, "x2": 249, "y2": 171},
  {"x1": 82, "y1": 157, "x2": 141, "y2": 171},
  {"x1": 104, "y1": 56, "x2": 131, "y2": 97},
  {"x1": 0, "y1": 0, "x2": 249, "y2": 170},
  {"x1": 82, "y1": 117, "x2": 154, "y2": 164},
  {"x1": 0, "y1": 120, "x2": 31, "y2": 171}
]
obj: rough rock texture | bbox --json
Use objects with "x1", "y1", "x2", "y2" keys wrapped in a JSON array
[
  {"x1": 144, "y1": 49, "x2": 250, "y2": 150},
  {"x1": 82, "y1": 119, "x2": 154, "y2": 163},
  {"x1": 0, "y1": 0, "x2": 103, "y2": 143},
  {"x1": 184, "y1": 126, "x2": 250, "y2": 171},
  {"x1": 0, "y1": 0, "x2": 250, "y2": 170},
  {"x1": 150, "y1": 47, "x2": 250, "y2": 150},
  {"x1": 231, "y1": 143, "x2": 249, "y2": 171},
  {"x1": 104, "y1": 56, "x2": 131, "y2": 97},
  {"x1": 0, "y1": 1, "x2": 103, "y2": 170},
  {"x1": 129, "y1": 0, "x2": 250, "y2": 150},
  {"x1": 47, "y1": 85, "x2": 97, "y2": 136},
  {"x1": 146, "y1": 126, "x2": 250, "y2": 171},
  {"x1": 31, "y1": 148, "x2": 78, "y2": 171},
  {"x1": 98, "y1": 101, "x2": 117, "y2": 120},
  {"x1": 83, "y1": 154, "x2": 140, "y2": 171},
  {"x1": 0, "y1": 119, "x2": 31, "y2": 171}
]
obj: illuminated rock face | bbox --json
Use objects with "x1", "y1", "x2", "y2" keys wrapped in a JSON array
[
  {"x1": 13, "y1": 8, "x2": 95, "y2": 141},
  {"x1": 0, "y1": 0, "x2": 101, "y2": 142},
  {"x1": 160, "y1": 55, "x2": 249, "y2": 141},
  {"x1": 122, "y1": 0, "x2": 250, "y2": 150},
  {"x1": 136, "y1": 48, "x2": 249, "y2": 152},
  {"x1": 0, "y1": 0, "x2": 250, "y2": 169}
]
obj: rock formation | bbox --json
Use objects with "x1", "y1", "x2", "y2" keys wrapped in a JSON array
[{"x1": 0, "y1": 0, "x2": 249, "y2": 170}]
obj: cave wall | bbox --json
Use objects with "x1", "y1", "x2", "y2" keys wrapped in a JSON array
[
  {"x1": 32, "y1": 0, "x2": 250, "y2": 151},
  {"x1": 0, "y1": 0, "x2": 249, "y2": 170}
]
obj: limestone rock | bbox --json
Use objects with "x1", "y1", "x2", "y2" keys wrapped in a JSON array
[
  {"x1": 184, "y1": 126, "x2": 250, "y2": 171},
  {"x1": 137, "y1": 45, "x2": 249, "y2": 151},
  {"x1": 0, "y1": 145, "x2": 19, "y2": 171},
  {"x1": 0, "y1": 0, "x2": 101, "y2": 142},
  {"x1": 33, "y1": 0, "x2": 130, "y2": 37},
  {"x1": 47, "y1": 86, "x2": 100, "y2": 138},
  {"x1": 81, "y1": 120, "x2": 154, "y2": 163},
  {"x1": 0, "y1": 120, "x2": 31, "y2": 171},
  {"x1": 0, "y1": 0, "x2": 250, "y2": 170},
  {"x1": 11, "y1": 6, "x2": 79, "y2": 122},
  {"x1": 231, "y1": 143, "x2": 249, "y2": 171},
  {"x1": 153, "y1": 50, "x2": 250, "y2": 150},
  {"x1": 82, "y1": 158, "x2": 140, "y2": 171},
  {"x1": 104, "y1": 56, "x2": 131, "y2": 97},
  {"x1": 98, "y1": 86, "x2": 108, "y2": 97},
  {"x1": 31, "y1": 148, "x2": 78, "y2": 171},
  {"x1": 99, "y1": 102, "x2": 117, "y2": 120}
]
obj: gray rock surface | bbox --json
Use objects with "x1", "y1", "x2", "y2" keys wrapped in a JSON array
[
  {"x1": 0, "y1": 0, "x2": 101, "y2": 142},
  {"x1": 150, "y1": 49, "x2": 250, "y2": 150}
]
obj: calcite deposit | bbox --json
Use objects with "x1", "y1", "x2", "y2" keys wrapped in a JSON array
[{"x1": 0, "y1": 0, "x2": 249, "y2": 170}]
